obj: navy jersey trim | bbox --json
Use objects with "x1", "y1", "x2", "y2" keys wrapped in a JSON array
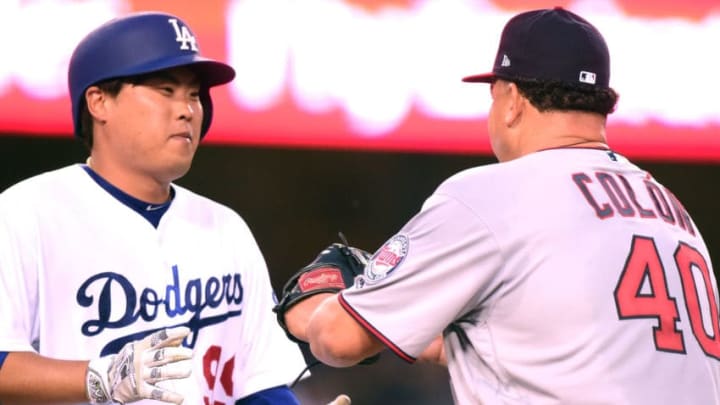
[
  {"x1": 338, "y1": 294, "x2": 415, "y2": 363},
  {"x1": 234, "y1": 385, "x2": 299, "y2": 405},
  {"x1": 81, "y1": 165, "x2": 173, "y2": 228}
]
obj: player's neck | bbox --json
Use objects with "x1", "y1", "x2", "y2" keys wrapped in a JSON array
[
  {"x1": 85, "y1": 156, "x2": 172, "y2": 204},
  {"x1": 517, "y1": 110, "x2": 608, "y2": 158}
]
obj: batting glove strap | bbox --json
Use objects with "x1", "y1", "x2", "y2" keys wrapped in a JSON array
[{"x1": 86, "y1": 355, "x2": 114, "y2": 404}]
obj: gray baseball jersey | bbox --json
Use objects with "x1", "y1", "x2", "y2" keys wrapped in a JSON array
[{"x1": 341, "y1": 148, "x2": 720, "y2": 404}]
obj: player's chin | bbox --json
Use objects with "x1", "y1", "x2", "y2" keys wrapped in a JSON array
[
  {"x1": 159, "y1": 156, "x2": 195, "y2": 182},
  {"x1": 165, "y1": 141, "x2": 198, "y2": 160}
]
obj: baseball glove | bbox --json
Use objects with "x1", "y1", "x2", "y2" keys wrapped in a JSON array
[
  {"x1": 274, "y1": 239, "x2": 370, "y2": 344},
  {"x1": 275, "y1": 238, "x2": 381, "y2": 365}
]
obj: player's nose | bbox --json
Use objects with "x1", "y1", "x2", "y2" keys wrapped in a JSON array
[{"x1": 176, "y1": 99, "x2": 195, "y2": 122}]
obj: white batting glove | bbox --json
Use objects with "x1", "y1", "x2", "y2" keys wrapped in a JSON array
[
  {"x1": 85, "y1": 326, "x2": 193, "y2": 404},
  {"x1": 327, "y1": 394, "x2": 352, "y2": 405}
]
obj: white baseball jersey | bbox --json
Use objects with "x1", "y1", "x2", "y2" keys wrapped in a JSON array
[
  {"x1": 341, "y1": 148, "x2": 720, "y2": 404},
  {"x1": 0, "y1": 164, "x2": 306, "y2": 404}
]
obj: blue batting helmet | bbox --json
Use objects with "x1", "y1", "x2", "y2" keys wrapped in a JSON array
[{"x1": 68, "y1": 11, "x2": 235, "y2": 139}]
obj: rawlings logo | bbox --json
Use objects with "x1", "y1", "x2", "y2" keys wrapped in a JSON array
[
  {"x1": 299, "y1": 268, "x2": 346, "y2": 292},
  {"x1": 76, "y1": 265, "x2": 243, "y2": 356}
]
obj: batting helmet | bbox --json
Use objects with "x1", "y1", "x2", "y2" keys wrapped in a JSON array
[{"x1": 68, "y1": 11, "x2": 236, "y2": 139}]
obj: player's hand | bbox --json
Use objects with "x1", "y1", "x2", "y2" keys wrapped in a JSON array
[
  {"x1": 416, "y1": 335, "x2": 447, "y2": 366},
  {"x1": 85, "y1": 326, "x2": 193, "y2": 404},
  {"x1": 327, "y1": 394, "x2": 352, "y2": 405}
]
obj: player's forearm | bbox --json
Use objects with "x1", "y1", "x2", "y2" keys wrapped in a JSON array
[
  {"x1": 306, "y1": 295, "x2": 383, "y2": 368},
  {"x1": 0, "y1": 352, "x2": 88, "y2": 403},
  {"x1": 284, "y1": 293, "x2": 335, "y2": 341}
]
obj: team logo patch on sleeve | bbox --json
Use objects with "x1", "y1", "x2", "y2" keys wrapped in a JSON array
[{"x1": 365, "y1": 234, "x2": 409, "y2": 284}]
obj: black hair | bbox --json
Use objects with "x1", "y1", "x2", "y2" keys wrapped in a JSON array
[{"x1": 507, "y1": 77, "x2": 619, "y2": 116}]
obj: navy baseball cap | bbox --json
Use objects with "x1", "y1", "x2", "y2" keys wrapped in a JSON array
[{"x1": 462, "y1": 7, "x2": 610, "y2": 88}]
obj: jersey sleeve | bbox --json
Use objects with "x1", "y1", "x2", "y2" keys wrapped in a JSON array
[
  {"x1": 0, "y1": 192, "x2": 40, "y2": 353},
  {"x1": 229, "y1": 216, "x2": 307, "y2": 398},
  {"x1": 340, "y1": 193, "x2": 503, "y2": 360}
]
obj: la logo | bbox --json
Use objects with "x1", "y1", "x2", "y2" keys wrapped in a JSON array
[{"x1": 168, "y1": 18, "x2": 198, "y2": 51}]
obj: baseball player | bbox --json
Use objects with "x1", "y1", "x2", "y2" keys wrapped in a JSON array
[
  {"x1": 275, "y1": 7, "x2": 720, "y2": 404},
  {"x1": 0, "y1": 12, "x2": 308, "y2": 404}
]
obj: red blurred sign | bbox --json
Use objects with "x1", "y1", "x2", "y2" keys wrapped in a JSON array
[{"x1": 1, "y1": 0, "x2": 719, "y2": 162}]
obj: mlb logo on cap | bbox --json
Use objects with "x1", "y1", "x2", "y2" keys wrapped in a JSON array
[{"x1": 579, "y1": 71, "x2": 597, "y2": 84}]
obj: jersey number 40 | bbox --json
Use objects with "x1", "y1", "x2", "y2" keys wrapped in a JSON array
[{"x1": 614, "y1": 235, "x2": 720, "y2": 359}]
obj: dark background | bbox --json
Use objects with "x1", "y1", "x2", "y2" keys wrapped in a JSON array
[{"x1": 1, "y1": 135, "x2": 718, "y2": 404}]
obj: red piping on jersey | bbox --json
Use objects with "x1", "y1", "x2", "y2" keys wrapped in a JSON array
[
  {"x1": 337, "y1": 293, "x2": 416, "y2": 363},
  {"x1": 537, "y1": 146, "x2": 612, "y2": 153}
]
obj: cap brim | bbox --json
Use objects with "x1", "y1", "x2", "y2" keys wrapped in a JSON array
[
  {"x1": 462, "y1": 72, "x2": 495, "y2": 83},
  {"x1": 184, "y1": 58, "x2": 236, "y2": 87}
]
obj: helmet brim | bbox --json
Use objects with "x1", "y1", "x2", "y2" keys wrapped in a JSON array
[{"x1": 109, "y1": 54, "x2": 236, "y2": 88}]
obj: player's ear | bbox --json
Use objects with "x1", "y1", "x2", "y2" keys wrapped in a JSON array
[
  {"x1": 504, "y1": 82, "x2": 524, "y2": 128},
  {"x1": 84, "y1": 86, "x2": 109, "y2": 123}
]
